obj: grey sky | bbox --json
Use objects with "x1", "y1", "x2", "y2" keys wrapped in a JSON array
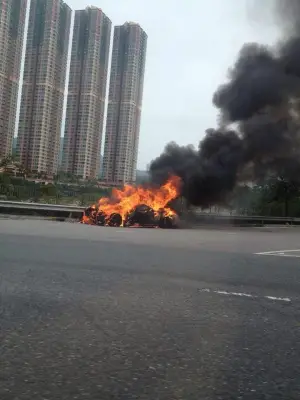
[{"x1": 68, "y1": 1, "x2": 280, "y2": 169}]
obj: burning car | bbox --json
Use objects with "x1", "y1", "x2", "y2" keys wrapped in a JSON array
[
  {"x1": 124, "y1": 204, "x2": 178, "y2": 228},
  {"x1": 81, "y1": 176, "x2": 181, "y2": 228}
]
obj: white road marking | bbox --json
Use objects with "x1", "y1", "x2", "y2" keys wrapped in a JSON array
[
  {"x1": 257, "y1": 253, "x2": 300, "y2": 258},
  {"x1": 256, "y1": 249, "x2": 300, "y2": 255},
  {"x1": 255, "y1": 249, "x2": 300, "y2": 258},
  {"x1": 275, "y1": 255, "x2": 300, "y2": 258},
  {"x1": 215, "y1": 290, "x2": 255, "y2": 298},
  {"x1": 255, "y1": 249, "x2": 300, "y2": 254},
  {"x1": 265, "y1": 296, "x2": 291, "y2": 302},
  {"x1": 199, "y1": 288, "x2": 292, "y2": 302},
  {"x1": 215, "y1": 290, "x2": 253, "y2": 298}
]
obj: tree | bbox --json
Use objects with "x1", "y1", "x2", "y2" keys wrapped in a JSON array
[
  {"x1": 268, "y1": 177, "x2": 300, "y2": 217},
  {"x1": 0, "y1": 156, "x2": 11, "y2": 168},
  {"x1": 241, "y1": 176, "x2": 300, "y2": 217},
  {"x1": 229, "y1": 185, "x2": 254, "y2": 215},
  {"x1": 40, "y1": 184, "x2": 58, "y2": 197}
]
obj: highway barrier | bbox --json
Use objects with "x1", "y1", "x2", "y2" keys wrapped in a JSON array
[
  {"x1": 187, "y1": 213, "x2": 300, "y2": 227},
  {"x1": 0, "y1": 200, "x2": 84, "y2": 220},
  {"x1": 1, "y1": 200, "x2": 300, "y2": 225}
]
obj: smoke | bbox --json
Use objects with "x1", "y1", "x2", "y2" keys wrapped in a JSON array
[{"x1": 150, "y1": 0, "x2": 300, "y2": 207}]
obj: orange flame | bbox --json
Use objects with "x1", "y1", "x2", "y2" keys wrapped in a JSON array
[{"x1": 82, "y1": 175, "x2": 181, "y2": 226}]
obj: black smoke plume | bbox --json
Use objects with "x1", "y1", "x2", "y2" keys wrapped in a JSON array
[{"x1": 150, "y1": 0, "x2": 300, "y2": 207}]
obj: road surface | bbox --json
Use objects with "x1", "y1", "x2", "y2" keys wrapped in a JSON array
[{"x1": 1, "y1": 219, "x2": 300, "y2": 399}]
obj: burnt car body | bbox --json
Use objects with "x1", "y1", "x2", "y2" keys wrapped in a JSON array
[{"x1": 83, "y1": 204, "x2": 178, "y2": 228}]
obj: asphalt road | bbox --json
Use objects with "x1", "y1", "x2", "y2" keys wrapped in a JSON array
[{"x1": 1, "y1": 220, "x2": 300, "y2": 399}]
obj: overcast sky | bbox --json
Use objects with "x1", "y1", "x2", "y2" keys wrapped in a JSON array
[{"x1": 66, "y1": 1, "x2": 280, "y2": 169}]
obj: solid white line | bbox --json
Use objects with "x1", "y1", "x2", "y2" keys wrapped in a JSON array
[
  {"x1": 273, "y1": 255, "x2": 300, "y2": 258},
  {"x1": 256, "y1": 253, "x2": 286, "y2": 257},
  {"x1": 255, "y1": 253, "x2": 300, "y2": 258},
  {"x1": 255, "y1": 249, "x2": 300, "y2": 255}
]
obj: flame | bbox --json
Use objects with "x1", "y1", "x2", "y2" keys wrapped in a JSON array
[
  {"x1": 82, "y1": 175, "x2": 181, "y2": 226},
  {"x1": 82, "y1": 213, "x2": 95, "y2": 225}
]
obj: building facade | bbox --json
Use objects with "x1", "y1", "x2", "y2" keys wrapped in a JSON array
[
  {"x1": 62, "y1": 6, "x2": 111, "y2": 179},
  {"x1": 0, "y1": 0, "x2": 28, "y2": 159},
  {"x1": 17, "y1": 0, "x2": 71, "y2": 176},
  {"x1": 103, "y1": 22, "x2": 147, "y2": 185}
]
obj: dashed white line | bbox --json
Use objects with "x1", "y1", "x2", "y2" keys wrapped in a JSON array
[
  {"x1": 265, "y1": 296, "x2": 291, "y2": 302},
  {"x1": 215, "y1": 290, "x2": 254, "y2": 298},
  {"x1": 199, "y1": 288, "x2": 292, "y2": 302}
]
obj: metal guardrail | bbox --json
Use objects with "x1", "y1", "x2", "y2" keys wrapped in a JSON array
[
  {"x1": 189, "y1": 213, "x2": 300, "y2": 225},
  {"x1": 1, "y1": 200, "x2": 300, "y2": 225},
  {"x1": 0, "y1": 200, "x2": 85, "y2": 212},
  {"x1": 193, "y1": 213, "x2": 300, "y2": 221},
  {"x1": 0, "y1": 200, "x2": 85, "y2": 219}
]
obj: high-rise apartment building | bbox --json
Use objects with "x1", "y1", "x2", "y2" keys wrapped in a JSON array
[
  {"x1": 0, "y1": 0, "x2": 28, "y2": 159},
  {"x1": 103, "y1": 22, "x2": 147, "y2": 185},
  {"x1": 17, "y1": 0, "x2": 71, "y2": 176},
  {"x1": 62, "y1": 6, "x2": 111, "y2": 179}
]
